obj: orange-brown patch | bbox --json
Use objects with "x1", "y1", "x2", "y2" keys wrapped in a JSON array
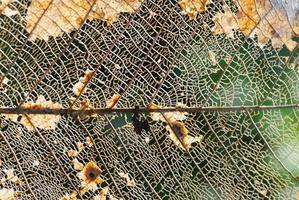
[
  {"x1": 106, "y1": 94, "x2": 121, "y2": 108},
  {"x1": 84, "y1": 164, "x2": 101, "y2": 182}
]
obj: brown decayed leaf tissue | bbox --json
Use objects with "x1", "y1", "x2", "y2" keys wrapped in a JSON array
[
  {"x1": 148, "y1": 103, "x2": 203, "y2": 150},
  {"x1": 106, "y1": 94, "x2": 121, "y2": 108},
  {"x1": 25, "y1": 0, "x2": 143, "y2": 41},
  {"x1": 212, "y1": 0, "x2": 299, "y2": 51},
  {"x1": 77, "y1": 161, "x2": 104, "y2": 195},
  {"x1": 2, "y1": 95, "x2": 62, "y2": 131}
]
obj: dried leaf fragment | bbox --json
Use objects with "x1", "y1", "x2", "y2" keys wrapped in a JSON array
[
  {"x1": 0, "y1": 0, "x2": 18, "y2": 17},
  {"x1": 73, "y1": 70, "x2": 94, "y2": 96},
  {"x1": 166, "y1": 121, "x2": 203, "y2": 150},
  {"x1": 118, "y1": 172, "x2": 136, "y2": 187},
  {"x1": 148, "y1": 102, "x2": 188, "y2": 123},
  {"x1": 212, "y1": 0, "x2": 299, "y2": 50},
  {"x1": 67, "y1": 150, "x2": 79, "y2": 158},
  {"x1": 145, "y1": 137, "x2": 150, "y2": 144},
  {"x1": 0, "y1": 188, "x2": 15, "y2": 200},
  {"x1": 72, "y1": 159, "x2": 84, "y2": 171},
  {"x1": 259, "y1": 189, "x2": 269, "y2": 197},
  {"x1": 148, "y1": 103, "x2": 201, "y2": 150},
  {"x1": 208, "y1": 50, "x2": 217, "y2": 65},
  {"x1": 106, "y1": 94, "x2": 121, "y2": 108},
  {"x1": 3, "y1": 168, "x2": 20, "y2": 184},
  {"x1": 32, "y1": 160, "x2": 40, "y2": 167},
  {"x1": 85, "y1": 137, "x2": 94, "y2": 147},
  {"x1": 25, "y1": 0, "x2": 143, "y2": 41},
  {"x1": 178, "y1": 0, "x2": 211, "y2": 20},
  {"x1": 2, "y1": 95, "x2": 62, "y2": 131},
  {"x1": 296, "y1": 192, "x2": 299, "y2": 200},
  {"x1": 76, "y1": 142, "x2": 84, "y2": 152},
  {"x1": 0, "y1": 76, "x2": 9, "y2": 89},
  {"x1": 94, "y1": 187, "x2": 121, "y2": 200},
  {"x1": 59, "y1": 191, "x2": 77, "y2": 200},
  {"x1": 77, "y1": 161, "x2": 104, "y2": 195}
]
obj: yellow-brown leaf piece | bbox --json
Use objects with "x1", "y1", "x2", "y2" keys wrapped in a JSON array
[
  {"x1": 3, "y1": 168, "x2": 20, "y2": 184},
  {"x1": 118, "y1": 172, "x2": 136, "y2": 187},
  {"x1": 73, "y1": 70, "x2": 94, "y2": 96},
  {"x1": 76, "y1": 142, "x2": 84, "y2": 152},
  {"x1": 25, "y1": 0, "x2": 143, "y2": 41},
  {"x1": 0, "y1": 76, "x2": 9, "y2": 90},
  {"x1": 166, "y1": 121, "x2": 203, "y2": 151},
  {"x1": 106, "y1": 94, "x2": 121, "y2": 108},
  {"x1": 178, "y1": 0, "x2": 211, "y2": 20},
  {"x1": 0, "y1": 188, "x2": 15, "y2": 200},
  {"x1": 67, "y1": 149, "x2": 79, "y2": 158},
  {"x1": 59, "y1": 191, "x2": 77, "y2": 200},
  {"x1": 77, "y1": 161, "x2": 104, "y2": 195},
  {"x1": 148, "y1": 103, "x2": 202, "y2": 150},
  {"x1": 72, "y1": 159, "x2": 84, "y2": 171},
  {"x1": 85, "y1": 136, "x2": 94, "y2": 147},
  {"x1": 212, "y1": 0, "x2": 299, "y2": 51},
  {"x1": 2, "y1": 95, "x2": 62, "y2": 131},
  {"x1": 0, "y1": 0, "x2": 18, "y2": 17},
  {"x1": 148, "y1": 102, "x2": 188, "y2": 123}
]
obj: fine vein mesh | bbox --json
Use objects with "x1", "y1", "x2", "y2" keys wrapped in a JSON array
[{"x1": 0, "y1": 0, "x2": 298, "y2": 199}]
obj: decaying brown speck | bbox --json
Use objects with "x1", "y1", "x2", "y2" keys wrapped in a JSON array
[
  {"x1": 0, "y1": 76, "x2": 9, "y2": 90},
  {"x1": 69, "y1": 98, "x2": 97, "y2": 120},
  {"x1": 77, "y1": 161, "x2": 104, "y2": 195},
  {"x1": 166, "y1": 121, "x2": 203, "y2": 151},
  {"x1": 25, "y1": 0, "x2": 143, "y2": 41},
  {"x1": 148, "y1": 103, "x2": 202, "y2": 150}
]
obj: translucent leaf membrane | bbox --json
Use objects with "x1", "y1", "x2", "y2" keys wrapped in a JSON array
[{"x1": 0, "y1": 0, "x2": 298, "y2": 199}]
